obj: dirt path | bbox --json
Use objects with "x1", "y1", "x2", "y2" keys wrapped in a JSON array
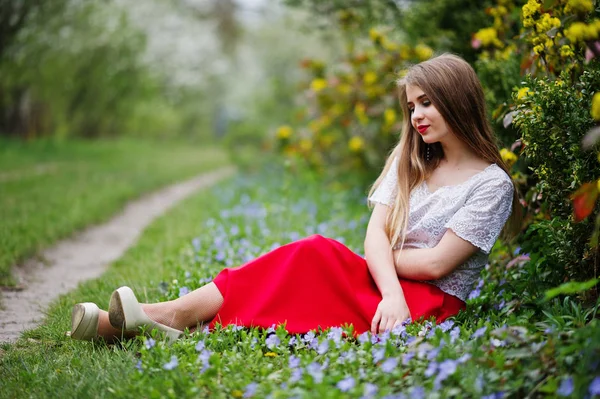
[{"x1": 0, "y1": 166, "x2": 235, "y2": 342}]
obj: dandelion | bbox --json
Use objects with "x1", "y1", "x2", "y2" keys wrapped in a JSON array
[
  {"x1": 381, "y1": 357, "x2": 399, "y2": 373},
  {"x1": 162, "y1": 355, "x2": 178, "y2": 370},
  {"x1": 589, "y1": 376, "x2": 600, "y2": 395},
  {"x1": 265, "y1": 334, "x2": 280, "y2": 349},
  {"x1": 471, "y1": 326, "x2": 488, "y2": 339},
  {"x1": 337, "y1": 376, "x2": 356, "y2": 392},
  {"x1": 243, "y1": 382, "x2": 258, "y2": 398},
  {"x1": 144, "y1": 338, "x2": 156, "y2": 350},
  {"x1": 557, "y1": 377, "x2": 574, "y2": 396}
]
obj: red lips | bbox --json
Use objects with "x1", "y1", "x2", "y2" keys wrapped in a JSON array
[{"x1": 417, "y1": 125, "x2": 430, "y2": 134}]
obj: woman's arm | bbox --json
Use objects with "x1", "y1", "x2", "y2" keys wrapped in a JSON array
[
  {"x1": 393, "y1": 229, "x2": 479, "y2": 280},
  {"x1": 364, "y1": 204, "x2": 410, "y2": 333}
]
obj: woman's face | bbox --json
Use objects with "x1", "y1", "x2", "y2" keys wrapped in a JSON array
[{"x1": 405, "y1": 84, "x2": 450, "y2": 144}]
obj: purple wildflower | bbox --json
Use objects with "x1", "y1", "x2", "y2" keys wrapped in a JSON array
[
  {"x1": 372, "y1": 347, "x2": 385, "y2": 364},
  {"x1": 381, "y1": 357, "x2": 399, "y2": 373},
  {"x1": 427, "y1": 347, "x2": 440, "y2": 361},
  {"x1": 266, "y1": 324, "x2": 276, "y2": 334},
  {"x1": 557, "y1": 377, "x2": 574, "y2": 396},
  {"x1": 192, "y1": 238, "x2": 201, "y2": 250},
  {"x1": 135, "y1": 360, "x2": 143, "y2": 371},
  {"x1": 306, "y1": 362, "x2": 324, "y2": 383},
  {"x1": 162, "y1": 355, "x2": 178, "y2": 370},
  {"x1": 317, "y1": 340, "x2": 329, "y2": 355},
  {"x1": 288, "y1": 336, "x2": 297, "y2": 347},
  {"x1": 358, "y1": 332, "x2": 370, "y2": 344},
  {"x1": 589, "y1": 377, "x2": 600, "y2": 395},
  {"x1": 215, "y1": 251, "x2": 225, "y2": 262},
  {"x1": 302, "y1": 331, "x2": 316, "y2": 343},
  {"x1": 411, "y1": 386, "x2": 426, "y2": 399},
  {"x1": 468, "y1": 289, "x2": 481, "y2": 300},
  {"x1": 336, "y1": 376, "x2": 355, "y2": 392},
  {"x1": 402, "y1": 351, "x2": 415, "y2": 365},
  {"x1": 424, "y1": 361, "x2": 438, "y2": 378},
  {"x1": 363, "y1": 383, "x2": 378, "y2": 398},
  {"x1": 179, "y1": 286, "x2": 189, "y2": 297},
  {"x1": 438, "y1": 320, "x2": 455, "y2": 332},
  {"x1": 145, "y1": 338, "x2": 156, "y2": 350},
  {"x1": 458, "y1": 353, "x2": 472, "y2": 363},
  {"x1": 195, "y1": 340, "x2": 205, "y2": 352},
  {"x1": 289, "y1": 368, "x2": 303, "y2": 383},
  {"x1": 230, "y1": 225, "x2": 240, "y2": 236},
  {"x1": 288, "y1": 355, "x2": 300, "y2": 369},
  {"x1": 198, "y1": 349, "x2": 212, "y2": 373},
  {"x1": 243, "y1": 382, "x2": 258, "y2": 398},
  {"x1": 471, "y1": 326, "x2": 487, "y2": 339},
  {"x1": 450, "y1": 326, "x2": 461, "y2": 342},
  {"x1": 265, "y1": 334, "x2": 280, "y2": 349},
  {"x1": 327, "y1": 327, "x2": 343, "y2": 345}
]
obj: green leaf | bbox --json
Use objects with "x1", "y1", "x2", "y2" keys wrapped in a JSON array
[{"x1": 543, "y1": 278, "x2": 600, "y2": 301}]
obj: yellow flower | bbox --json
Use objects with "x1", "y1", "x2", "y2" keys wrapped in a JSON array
[
  {"x1": 348, "y1": 136, "x2": 365, "y2": 152},
  {"x1": 517, "y1": 87, "x2": 531, "y2": 100},
  {"x1": 500, "y1": 148, "x2": 518, "y2": 167},
  {"x1": 369, "y1": 28, "x2": 382, "y2": 43},
  {"x1": 522, "y1": 0, "x2": 541, "y2": 19},
  {"x1": 364, "y1": 71, "x2": 378, "y2": 85},
  {"x1": 310, "y1": 78, "x2": 328, "y2": 92},
  {"x1": 264, "y1": 352, "x2": 278, "y2": 357},
  {"x1": 276, "y1": 125, "x2": 292, "y2": 139},
  {"x1": 566, "y1": 0, "x2": 594, "y2": 13},
  {"x1": 474, "y1": 28, "x2": 503, "y2": 48},
  {"x1": 299, "y1": 139, "x2": 313, "y2": 151},
  {"x1": 591, "y1": 92, "x2": 600, "y2": 121},
  {"x1": 232, "y1": 390, "x2": 244, "y2": 398},
  {"x1": 414, "y1": 44, "x2": 433, "y2": 61},
  {"x1": 384, "y1": 108, "x2": 397, "y2": 126},
  {"x1": 559, "y1": 45, "x2": 574, "y2": 58},
  {"x1": 354, "y1": 103, "x2": 369, "y2": 125},
  {"x1": 336, "y1": 83, "x2": 352, "y2": 95},
  {"x1": 565, "y1": 22, "x2": 588, "y2": 43}
]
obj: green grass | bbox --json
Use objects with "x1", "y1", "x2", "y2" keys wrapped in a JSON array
[
  {"x1": 1, "y1": 166, "x2": 599, "y2": 398},
  {"x1": 0, "y1": 137, "x2": 230, "y2": 286}
]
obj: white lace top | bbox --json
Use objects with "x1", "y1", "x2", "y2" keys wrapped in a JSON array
[{"x1": 368, "y1": 157, "x2": 513, "y2": 302}]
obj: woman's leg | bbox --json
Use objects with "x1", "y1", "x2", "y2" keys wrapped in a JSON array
[{"x1": 140, "y1": 283, "x2": 224, "y2": 331}]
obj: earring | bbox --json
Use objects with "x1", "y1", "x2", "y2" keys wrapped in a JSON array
[{"x1": 426, "y1": 144, "x2": 431, "y2": 161}]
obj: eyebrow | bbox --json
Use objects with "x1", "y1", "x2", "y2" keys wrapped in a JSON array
[{"x1": 407, "y1": 94, "x2": 427, "y2": 105}]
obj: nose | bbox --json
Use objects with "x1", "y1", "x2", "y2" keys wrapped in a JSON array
[{"x1": 411, "y1": 107, "x2": 424, "y2": 124}]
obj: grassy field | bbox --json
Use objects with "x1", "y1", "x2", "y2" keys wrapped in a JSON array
[
  {"x1": 0, "y1": 138, "x2": 230, "y2": 286},
  {"x1": 1, "y1": 166, "x2": 599, "y2": 398}
]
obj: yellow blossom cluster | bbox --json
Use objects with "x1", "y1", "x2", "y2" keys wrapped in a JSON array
[
  {"x1": 475, "y1": 27, "x2": 505, "y2": 48},
  {"x1": 500, "y1": 148, "x2": 518, "y2": 167},
  {"x1": 522, "y1": 0, "x2": 541, "y2": 27},
  {"x1": 276, "y1": 125, "x2": 292, "y2": 139},
  {"x1": 414, "y1": 44, "x2": 434, "y2": 61},
  {"x1": 564, "y1": 0, "x2": 594, "y2": 14},
  {"x1": 565, "y1": 20, "x2": 600, "y2": 44},
  {"x1": 592, "y1": 92, "x2": 600, "y2": 121},
  {"x1": 517, "y1": 87, "x2": 531, "y2": 100}
]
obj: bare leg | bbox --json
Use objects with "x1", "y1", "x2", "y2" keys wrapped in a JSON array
[
  {"x1": 141, "y1": 283, "x2": 224, "y2": 331},
  {"x1": 97, "y1": 310, "x2": 136, "y2": 342}
]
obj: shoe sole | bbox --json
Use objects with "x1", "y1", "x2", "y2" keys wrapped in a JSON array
[{"x1": 108, "y1": 290, "x2": 126, "y2": 329}]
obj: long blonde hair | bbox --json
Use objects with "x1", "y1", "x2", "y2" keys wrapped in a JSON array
[{"x1": 368, "y1": 53, "x2": 521, "y2": 249}]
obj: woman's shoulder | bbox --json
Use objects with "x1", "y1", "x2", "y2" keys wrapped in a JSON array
[{"x1": 470, "y1": 163, "x2": 514, "y2": 193}]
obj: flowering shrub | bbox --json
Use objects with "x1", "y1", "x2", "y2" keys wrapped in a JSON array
[{"x1": 275, "y1": 27, "x2": 433, "y2": 180}]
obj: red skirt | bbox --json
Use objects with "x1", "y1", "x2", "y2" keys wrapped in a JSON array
[{"x1": 209, "y1": 234, "x2": 465, "y2": 334}]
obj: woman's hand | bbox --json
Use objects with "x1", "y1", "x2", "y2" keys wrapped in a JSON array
[{"x1": 371, "y1": 294, "x2": 410, "y2": 334}]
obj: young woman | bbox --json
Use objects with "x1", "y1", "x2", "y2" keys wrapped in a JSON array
[{"x1": 70, "y1": 53, "x2": 519, "y2": 342}]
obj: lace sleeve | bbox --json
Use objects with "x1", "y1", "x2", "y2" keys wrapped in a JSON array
[
  {"x1": 444, "y1": 174, "x2": 513, "y2": 253},
  {"x1": 368, "y1": 157, "x2": 398, "y2": 207}
]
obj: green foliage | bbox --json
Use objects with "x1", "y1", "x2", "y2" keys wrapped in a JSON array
[
  {"x1": 0, "y1": 138, "x2": 229, "y2": 286},
  {"x1": 4, "y1": 166, "x2": 600, "y2": 398}
]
